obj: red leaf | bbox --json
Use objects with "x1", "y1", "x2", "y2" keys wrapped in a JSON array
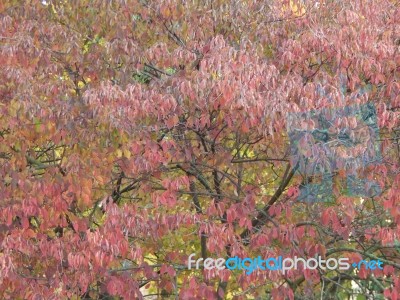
[
  {"x1": 21, "y1": 217, "x2": 29, "y2": 229},
  {"x1": 218, "y1": 287, "x2": 225, "y2": 298}
]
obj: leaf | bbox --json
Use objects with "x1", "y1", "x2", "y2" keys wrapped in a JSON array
[
  {"x1": 166, "y1": 115, "x2": 179, "y2": 129},
  {"x1": 116, "y1": 149, "x2": 123, "y2": 158},
  {"x1": 218, "y1": 287, "x2": 225, "y2": 298}
]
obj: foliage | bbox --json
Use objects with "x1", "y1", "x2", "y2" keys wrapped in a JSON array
[{"x1": 0, "y1": 0, "x2": 399, "y2": 299}]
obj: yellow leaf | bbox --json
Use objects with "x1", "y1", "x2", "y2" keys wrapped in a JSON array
[
  {"x1": 123, "y1": 149, "x2": 131, "y2": 159},
  {"x1": 9, "y1": 99, "x2": 20, "y2": 117},
  {"x1": 77, "y1": 81, "x2": 85, "y2": 88},
  {"x1": 284, "y1": 0, "x2": 306, "y2": 17}
]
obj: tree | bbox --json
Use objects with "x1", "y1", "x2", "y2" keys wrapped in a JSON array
[{"x1": 0, "y1": 0, "x2": 399, "y2": 299}]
